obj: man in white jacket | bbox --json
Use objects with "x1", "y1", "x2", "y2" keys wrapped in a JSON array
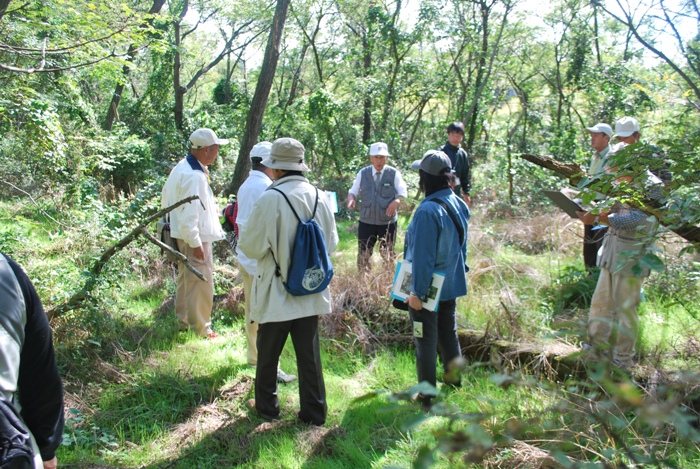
[
  {"x1": 239, "y1": 137, "x2": 338, "y2": 426},
  {"x1": 235, "y1": 141, "x2": 296, "y2": 383},
  {"x1": 162, "y1": 128, "x2": 227, "y2": 338}
]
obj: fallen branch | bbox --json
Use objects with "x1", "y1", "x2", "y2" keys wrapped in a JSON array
[
  {"x1": 47, "y1": 195, "x2": 204, "y2": 319},
  {"x1": 139, "y1": 227, "x2": 205, "y2": 281},
  {"x1": 519, "y1": 153, "x2": 700, "y2": 245}
]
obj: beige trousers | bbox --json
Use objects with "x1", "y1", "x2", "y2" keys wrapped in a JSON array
[
  {"x1": 588, "y1": 267, "x2": 643, "y2": 363},
  {"x1": 175, "y1": 240, "x2": 214, "y2": 337},
  {"x1": 240, "y1": 267, "x2": 258, "y2": 366}
]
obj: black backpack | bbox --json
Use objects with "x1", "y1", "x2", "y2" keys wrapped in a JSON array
[
  {"x1": 270, "y1": 187, "x2": 333, "y2": 296},
  {"x1": 0, "y1": 394, "x2": 33, "y2": 469},
  {"x1": 156, "y1": 214, "x2": 181, "y2": 263}
]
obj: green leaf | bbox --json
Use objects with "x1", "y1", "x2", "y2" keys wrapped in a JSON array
[
  {"x1": 640, "y1": 253, "x2": 665, "y2": 272},
  {"x1": 401, "y1": 412, "x2": 431, "y2": 431},
  {"x1": 631, "y1": 264, "x2": 643, "y2": 277},
  {"x1": 351, "y1": 391, "x2": 380, "y2": 404},
  {"x1": 412, "y1": 446, "x2": 435, "y2": 469}
]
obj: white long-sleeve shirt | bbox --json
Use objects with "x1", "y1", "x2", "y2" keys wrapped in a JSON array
[
  {"x1": 236, "y1": 170, "x2": 273, "y2": 275},
  {"x1": 161, "y1": 155, "x2": 225, "y2": 248}
]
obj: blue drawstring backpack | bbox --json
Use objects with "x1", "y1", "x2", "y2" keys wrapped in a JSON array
[{"x1": 270, "y1": 187, "x2": 333, "y2": 296}]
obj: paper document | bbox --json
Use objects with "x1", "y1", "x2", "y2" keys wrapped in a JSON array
[
  {"x1": 542, "y1": 190, "x2": 585, "y2": 219},
  {"x1": 324, "y1": 191, "x2": 339, "y2": 213},
  {"x1": 390, "y1": 260, "x2": 445, "y2": 312}
]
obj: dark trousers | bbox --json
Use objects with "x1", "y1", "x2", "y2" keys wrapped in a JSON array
[
  {"x1": 584, "y1": 225, "x2": 607, "y2": 271},
  {"x1": 357, "y1": 221, "x2": 397, "y2": 271},
  {"x1": 255, "y1": 315, "x2": 326, "y2": 425},
  {"x1": 409, "y1": 299, "x2": 462, "y2": 391}
]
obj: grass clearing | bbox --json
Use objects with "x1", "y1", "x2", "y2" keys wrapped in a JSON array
[{"x1": 2, "y1": 196, "x2": 700, "y2": 467}]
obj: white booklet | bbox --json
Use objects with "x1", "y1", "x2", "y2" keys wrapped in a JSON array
[{"x1": 390, "y1": 260, "x2": 446, "y2": 312}]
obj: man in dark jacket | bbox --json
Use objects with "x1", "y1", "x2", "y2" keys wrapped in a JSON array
[
  {"x1": 0, "y1": 253, "x2": 64, "y2": 469},
  {"x1": 440, "y1": 122, "x2": 472, "y2": 207}
]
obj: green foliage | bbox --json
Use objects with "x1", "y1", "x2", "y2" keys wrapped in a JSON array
[
  {"x1": 81, "y1": 127, "x2": 154, "y2": 196},
  {"x1": 546, "y1": 266, "x2": 599, "y2": 313},
  {"x1": 212, "y1": 79, "x2": 248, "y2": 108},
  {"x1": 369, "y1": 362, "x2": 700, "y2": 468},
  {"x1": 0, "y1": 89, "x2": 69, "y2": 189}
]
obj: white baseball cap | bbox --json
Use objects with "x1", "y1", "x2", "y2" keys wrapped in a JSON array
[
  {"x1": 189, "y1": 128, "x2": 230, "y2": 149},
  {"x1": 585, "y1": 123, "x2": 612, "y2": 138},
  {"x1": 250, "y1": 141, "x2": 272, "y2": 160},
  {"x1": 369, "y1": 142, "x2": 390, "y2": 156},
  {"x1": 614, "y1": 117, "x2": 640, "y2": 138}
]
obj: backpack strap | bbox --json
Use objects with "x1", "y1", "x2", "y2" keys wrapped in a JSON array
[
  {"x1": 268, "y1": 186, "x2": 320, "y2": 278},
  {"x1": 270, "y1": 186, "x2": 319, "y2": 222},
  {"x1": 426, "y1": 198, "x2": 464, "y2": 246}
]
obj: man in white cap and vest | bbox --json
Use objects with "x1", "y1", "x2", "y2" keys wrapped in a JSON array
[
  {"x1": 235, "y1": 141, "x2": 296, "y2": 383},
  {"x1": 162, "y1": 128, "x2": 227, "y2": 338},
  {"x1": 239, "y1": 137, "x2": 338, "y2": 426},
  {"x1": 347, "y1": 142, "x2": 407, "y2": 272},
  {"x1": 582, "y1": 122, "x2": 612, "y2": 271}
]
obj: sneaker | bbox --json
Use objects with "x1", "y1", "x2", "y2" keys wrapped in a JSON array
[
  {"x1": 277, "y1": 369, "x2": 297, "y2": 383},
  {"x1": 245, "y1": 399, "x2": 279, "y2": 421}
]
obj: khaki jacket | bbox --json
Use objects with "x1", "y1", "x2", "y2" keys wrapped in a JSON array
[
  {"x1": 238, "y1": 175, "x2": 339, "y2": 324},
  {"x1": 597, "y1": 202, "x2": 656, "y2": 277}
]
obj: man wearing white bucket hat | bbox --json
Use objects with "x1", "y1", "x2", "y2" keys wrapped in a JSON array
[{"x1": 239, "y1": 137, "x2": 338, "y2": 425}]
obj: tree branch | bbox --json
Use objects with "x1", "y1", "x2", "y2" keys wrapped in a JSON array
[
  {"x1": 184, "y1": 20, "x2": 255, "y2": 92},
  {"x1": 519, "y1": 153, "x2": 700, "y2": 245},
  {"x1": 598, "y1": 0, "x2": 700, "y2": 105},
  {"x1": 47, "y1": 196, "x2": 205, "y2": 319},
  {"x1": 0, "y1": 50, "x2": 123, "y2": 74}
]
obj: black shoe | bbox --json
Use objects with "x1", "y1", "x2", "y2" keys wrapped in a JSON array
[{"x1": 296, "y1": 411, "x2": 324, "y2": 426}]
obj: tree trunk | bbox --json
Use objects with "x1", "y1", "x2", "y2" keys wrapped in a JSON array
[
  {"x1": 103, "y1": 0, "x2": 166, "y2": 131},
  {"x1": 465, "y1": 0, "x2": 489, "y2": 152},
  {"x1": 225, "y1": 0, "x2": 292, "y2": 196},
  {"x1": 362, "y1": 37, "x2": 372, "y2": 144},
  {"x1": 0, "y1": 0, "x2": 11, "y2": 22},
  {"x1": 173, "y1": 4, "x2": 187, "y2": 132}
]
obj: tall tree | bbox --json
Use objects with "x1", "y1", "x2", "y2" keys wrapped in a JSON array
[
  {"x1": 599, "y1": 0, "x2": 700, "y2": 110},
  {"x1": 171, "y1": 2, "x2": 254, "y2": 130},
  {"x1": 226, "y1": 0, "x2": 292, "y2": 196},
  {"x1": 103, "y1": 0, "x2": 166, "y2": 131}
]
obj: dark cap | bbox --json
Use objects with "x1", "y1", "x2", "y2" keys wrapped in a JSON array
[{"x1": 411, "y1": 150, "x2": 451, "y2": 176}]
